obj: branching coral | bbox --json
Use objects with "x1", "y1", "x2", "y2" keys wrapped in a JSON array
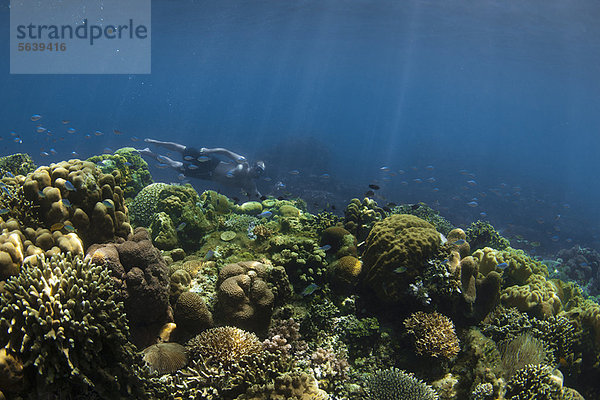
[
  {"x1": 504, "y1": 364, "x2": 563, "y2": 400},
  {"x1": 364, "y1": 368, "x2": 439, "y2": 400},
  {"x1": 0, "y1": 253, "x2": 143, "y2": 398},
  {"x1": 403, "y1": 311, "x2": 460, "y2": 359}
]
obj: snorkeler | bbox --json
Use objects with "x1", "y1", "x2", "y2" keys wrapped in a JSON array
[{"x1": 138, "y1": 138, "x2": 265, "y2": 198}]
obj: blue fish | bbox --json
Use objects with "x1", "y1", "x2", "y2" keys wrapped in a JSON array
[
  {"x1": 176, "y1": 222, "x2": 187, "y2": 231},
  {"x1": 204, "y1": 250, "x2": 215, "y2": 261},
  {"x1": 467, "y1": 201, "x2": 479, "y2": 207},
  {"x1": 63, "y1": 224, "x2": 76, "y2": 232},
  {"x1": 197, "y1": 156, "x2": 210, "y2": 162},
  {"x1": 36, "y1": 127, "x2": 46, "y2": 133},
  {"x1": 64, "y1": 181, "x2": 76, "y2": 191},
  {"x1": 318, "y1": 244, "x2": 332, "y2": 251},
  {"x1": 1, "y1": 186, "x2": 13, "y2": 197},
  {"x1": 451, "y1": 239, "x2": 466, "y2": 246},
  {"x1": 301, "y1": 283, "x2": 320, "y2": 296},
  {"x1": 67, "y1": 128, "x2": 76, "y2": 134},
  {"x1": 187, "y1": 164, "x2": 200, "y2": 170},
  {"x1": 4, "y1": 172, "x2": 14, "y2": 178},
  {"x1": 257, "y1": 210, "x2": 272, "y2": 218},
  {"x1": 497, "y1": 262, "x2": 509, "y2": 270},
  {"x1": 288, "y1": 170, "x2": 300, "y2": 175},
  {"x1": 102, "y1": 199, "x2": 114, "y2": 209},
  {"x1": 226, "y1": 171, "x2": 234, "y2": 178},
  {"x1": 183, "y1": 155, "x2": 194, "y2": 161},
  {"x1": 61, "y1": 199, "x2": 71, "y2": 207},
  {"x1": 30, "y1": 114, "x2": 42, "y2": 121}
]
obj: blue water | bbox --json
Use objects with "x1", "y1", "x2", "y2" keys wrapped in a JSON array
[{"x1": 1, "y1": 0, "x2": 599, "y2": 253}]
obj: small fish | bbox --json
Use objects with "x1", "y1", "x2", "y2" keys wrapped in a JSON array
[
  {"x1": 319, "y1": 244, "x2": 332, "y2": 251},
  {"x1": 275, "y1": 181, "x2": 286, "y2": 189},
  {"x1": 425, "y1": 165, "x2": 435, "y2": 171},
  {"x1": 301, "y1": 283, "x2": 320, "y2": 296},
  {"x1": 479, "y1": 212, "x2": 487, "y2": 217},
  {"x1": 102, "y1": 147, "x2": 113, "y2": 154},
  {"x1": 398, "y1": 169, "x2": 405, "y2": 174},
  {"x1": 365, "y1": 190, "x2": 374, "y2": 197},
  {"x1": 64, "y1": 181, "x2": 76, "y2": 191},
  {"x1": 156, "y1": 163, "x2": 169, "y2": 169},
  {"x1": 467, "y1": 180, "x2": 477, "y2": 186},
  {"x1": 413, "y1": 178, "x2": 422, "y2": 183},
  {"x1": 183, "y1": 155, "x2": 194, "y2": 161},
  {"x1": 61, "y1": 120, "x2": 70, "y2": 124},
  {"x1": 70, "y1": 151, "x2": 79, "y2": 157},
  {"x1": 67, "y1": 128, "x2": 76, "y2": 134},
  {"x1": 197, "y1": 156, "x2": 210, "y2": 162},
  {"x1": 38, "y1": 190, "x2": 45, "y2": 198},
  {"x1": 288, "y1": 169, "x2": 300, "y2": 175},
  {"x1": 61, "y1": 199, "x2": 71, "y2": 207},
  {"x1": 426, "y1": 177, "x2": 436, "y2": 183},
  {"x1": 176, "y1": 222, "x2": 187, "y2": 231},
  {"x1": 102, "y1": 199, "x2": 114, "y2": 209},
  {"x1": 203, "y1": 250, "x2": 215, "y2": 261},
  {"x1": 467, "y1": 201, "x2": 478, "y2": 207},
  {"x1": 50, "y1": 222, "x2": 64, "y2": 232},
  {"x1": 4, "y1": 172, "x2": 14, "y2": 178},
  {"x1": 130, "y1": 136, "x2": 140, "y2": 142},
  {"x1": 49, "y1": 148, "x2": 57, "y2": 155},
  {"x1": 113, "y1": 129, "x2": 122, "y2": 135},
  {"x1": 14, "y1": 138, "x2": 22, "y2": 144},
  {"x1": 94, "y1": 130, "x2": 104, "y2": 136},
  {"x1": 550, "y1": 235, "x2": 560, "y2": 242},
  {"x1": 156, "y1": 155, "x2": 171, "y2": 164},
  {"x1": 30, "y1": 114, "x2": 42, "y2": 121},
  {"x1": 263, "y1": 177, "x2": 272, "y2": 182},
  {"x1": 380, "y1": 166, "x2": 390, "y2": 172},
  {"x1": 432, "y1": 187, "x2": 440, "y2": 192},
  {"x1": 369, "y1": 184, "x2": 380, "y2": 190},
  {"x1": 319, "y1": 174, "x2": 330, "y2": 179},
  {"x1": 36, "y1": 126, "x2": 47, "y2": 133},
  {"x1": 393, "y1": 266, "x2": 407, "y2": 274},
  {"x1": 257, "y1": 210, "x2": 273, "y2": 218},
  {"x1": 63, "y1": 224, "x2": 76, "y2": 232},
  {"x1": 0, "y1": 208, "x2": 10, "y2": 215},
  {"x1": 226, "y1": 170, "x2": 234, "y2": 178},
  {"x1": 496, "y1": 262, "x2": 509, "y2": 270},
  {"x1": 451, "y1": 239, "x2": 466, "y2": 246}
]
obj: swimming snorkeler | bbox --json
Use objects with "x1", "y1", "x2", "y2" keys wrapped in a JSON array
[{"x1": 138, "y1": 138, "x2": 265, "y2": 198}]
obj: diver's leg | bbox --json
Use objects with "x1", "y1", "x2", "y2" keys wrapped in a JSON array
[
  {"x1": 144, "y1": 138, "x2": 186, "y2": 153},
  {"x1": 138, "y1": 148, "x2": 183, "y2": 169}
]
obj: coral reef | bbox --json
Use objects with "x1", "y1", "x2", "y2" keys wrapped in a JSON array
[
  {"x1": 88, "y1": 147, "x2": 153, "y2": 199},
  {"x1": 0, "y1": 153, "x2": 36, "y2": 176},
  {"x1": 403, "y1": 311, "x2": 460, "y2": 359},
  {"x1": 173, "y1": 291, "x2": 214, "y2": 339},
  {"x1": 362, "y1": 214, "x2": 441, "y2": 302},
  {"x1": 87, "y1": 227, "x2": 172, "y2": 348},
  {"x1": 215, "y1": 261, "x2": 275, "y2": 333},
  {"x1": 141, "y1": 342, "x2": 188, "y2": 375},
  {"x1": 504, "y1": 364, "x2": 563, "y2": 400},
  {"x1": 0, "y1": 253, "x2": 144, "y2": 398},
  {"x1": 364, "y1": 368, "x2": 439, "y2": 400},
  {"x1": 343, "y1": 197, "x2": 386, "y2": 242},
  {"x1": 465, "y1": 220, "x2": 510, "y2": 251}
]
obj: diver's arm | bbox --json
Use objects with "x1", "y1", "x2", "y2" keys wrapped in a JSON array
[{"x1": 200, "y1": 147, "x2": 247, "y2": 163}]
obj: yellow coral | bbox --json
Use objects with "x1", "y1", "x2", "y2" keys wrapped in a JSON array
[
  {"x1": 500, "y1": 274, "x2": 562, "y2": 318},
  {"x1": 403, "y1": 311, "x2": 460, "y2": 359}
]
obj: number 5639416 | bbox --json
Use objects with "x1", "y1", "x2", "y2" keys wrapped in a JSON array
[{"x1": 17, "y1": 42, "x2": 66, "y2": 51}]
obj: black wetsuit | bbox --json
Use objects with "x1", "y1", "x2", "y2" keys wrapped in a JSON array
[{"x1": 181, "y1": 147, "x2": 221, "y2": 179}]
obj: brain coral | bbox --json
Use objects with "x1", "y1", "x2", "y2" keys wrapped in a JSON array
[
  {"x1": 87, "y1": 227, "x2": 172, "y2": 348},
  {"x1": 215, "y1": 261, "x2": 275, "y2": 333},
  {"x1": 362, "y1": 214, "x2": 441, "y2": 302},
  {"x1": 364, "y1": 368, "x2": 439, "y2": 400},
  {"x1": 128, "y1": 182, "x2": 169, "y2": 227},
  {"x1": 173, "y1": 291, "x2": 213, "y2": 338},
  {"x1": 0, "y1": 253, "x2": 143, "y2": 398}
]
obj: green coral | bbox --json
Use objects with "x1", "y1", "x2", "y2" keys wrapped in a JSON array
[
  {"x1": 0, "y1": 153, "x2": 37, "y2": 176},
  {"x1": 128, "y1": 182, "x2": 170, "y2": 227},
  {"x1": 343, "y1": 197, "x2": 386, "y2": 242},
  {"x1": 392, "y1": 203, "x2": 454, "y2": 235},
  {"x1": 364, "y1": 368, "x2": 439, "y2": 400},
  {"x1": 465, "y1": 220, "x2": 510, "y2": 251},
  {"x1": 87, "y1": 147, "x2": 152, "y2": 199},
  {"x1": 269, "y1": 235, "x2": 328, "y2": 286},
  {"x1": 362, "y1": 214, "x2": 441, "y2": 302},
  {"x1": 0, "y1": 254, "x2": 144, "y2": 398},
  {"x1": 200, "y1": 190, "x2": 234, "y2": 215},
  {"x1": 150, "y1": 211, "x2": 178, "y2": 250}
]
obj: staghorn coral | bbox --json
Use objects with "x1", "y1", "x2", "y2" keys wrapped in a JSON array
[
  {"x1": 362, "y1": 214, "x2": 441, "y2": 302},
  {"x1": 141, "y1": 342, "x2": 187, "y2": 375},
  {"x1": 403, "y1": 311, "x2": 460, "y2": 359},
  {"x1": 0, "y1": 253, "x2": 144, "y2": 398},
  {"x1": 504, "y1": 364, "x2": 563, "y2": 400},
  {"x1": 364, "y1": 367, "x2": 439, "y2": 400}
]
